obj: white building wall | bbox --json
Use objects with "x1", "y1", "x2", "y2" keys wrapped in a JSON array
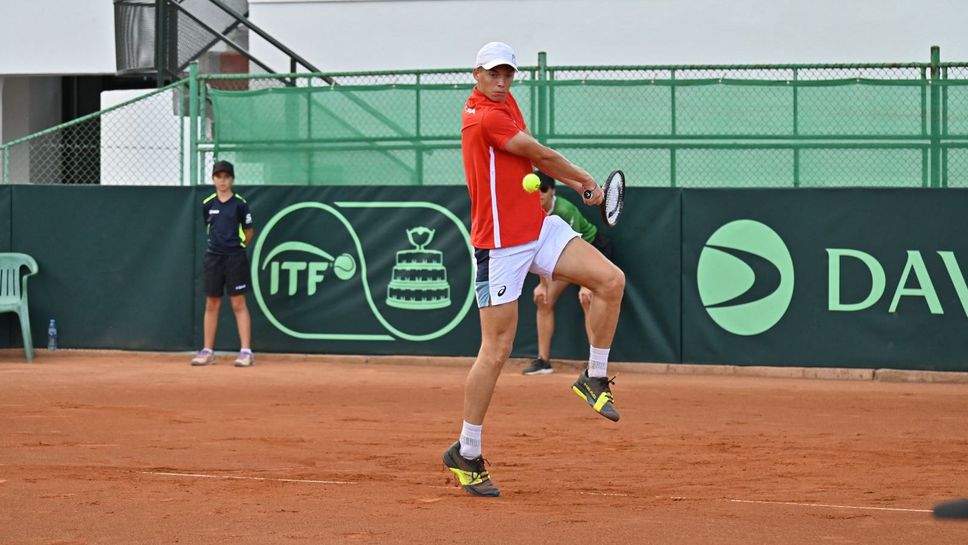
[
  {"x1": 0, "y1": 0, "x2": 966, "y2": 76},
  {"x1": 247, "y1": 0, "x2": 968, "y2": 72},
  {"x1": 0, "y1": 0, "x2": 116, "y2": 75},
  {"x1": 2, "y1": 0, "x2": 968, "y2": 176}
]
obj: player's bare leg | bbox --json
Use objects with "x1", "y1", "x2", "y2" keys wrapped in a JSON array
[
  {"x1": 552, "y1": 238, "x2": 625, "y2": 421},
  {"x1": 191, "y1": 296, "x2": 222, "y2": 366},
  {"x1": 443, "y1": 301, "x2": 517, "y2": 497},
  {"x1": 464, "y1": 301, "x2": 518, "y2": 424},
  {"x1": 202, "y1": 296, "x2": 221, "y2": 350},
  {"x1": 528, "y1": 278, "x2": 570, "y2": 374},
  {"x1": 230, "y1": 295, "x2": 252, "y2": 349},
  {"x1": 230, "y1": 294, "x2": 254, "y2": 366},
  {"x1": 578, "y1": 285, "x2": 594, "y2": 343},
  {"x1": 553, "y1": 239, "x2": 624, "y2": 347}
]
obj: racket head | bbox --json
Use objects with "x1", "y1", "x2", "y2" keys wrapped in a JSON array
[{"x1": 600, "y1": 169, "x2": 625, "y2": 227}]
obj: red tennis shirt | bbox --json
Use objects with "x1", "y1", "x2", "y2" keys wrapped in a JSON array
[{"x1": 461, "y1": 87, "x2": 545, "y2": 249}]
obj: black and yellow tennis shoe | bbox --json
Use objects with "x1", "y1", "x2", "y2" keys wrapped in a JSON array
[
  {"x1": 442, "y1": 442, "x2": 500, "y2": 497},
  {"x1": 572, "y1": 371, "x2": 620, "y2": 422}
]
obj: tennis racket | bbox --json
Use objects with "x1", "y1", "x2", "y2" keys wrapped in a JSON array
[{"x1": 583, "y1": 170, "x2": 625, "y2": 227}]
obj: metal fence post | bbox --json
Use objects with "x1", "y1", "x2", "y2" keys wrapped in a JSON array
[
  {"x1": 930, "y1": 45, "x2": 941, "y2": 188},
  {"x1": 537, "y1": 51, "x2": 548, "y2": 144},
  {"x1": 415, "y1": 72, "x2": 423, "y2": 185},
  {"x1": 670, "y1": 69, "x2": 677, "y2": 188},
  {"x1": 189, "y1": 62, "x2": 199, "y2": 186},
  {"x1": 793, "y1": 68, "x2": 800, "y2": 188},
  {"x1": 179, "y1": 79, "x2": 184, "y2": 186}
]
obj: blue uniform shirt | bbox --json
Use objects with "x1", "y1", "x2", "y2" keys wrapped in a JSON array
[{"x1": 202, "y1": 192, "x2": 253, "y2": 255}]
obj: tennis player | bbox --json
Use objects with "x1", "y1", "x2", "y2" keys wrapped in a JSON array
[{"x1": 443, "y1": 42, "x2": 626, "y2": 497}]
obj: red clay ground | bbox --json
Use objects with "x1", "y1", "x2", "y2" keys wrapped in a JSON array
[{"x1": 1, "y1": 350, "x2": 967, "y2": 545}]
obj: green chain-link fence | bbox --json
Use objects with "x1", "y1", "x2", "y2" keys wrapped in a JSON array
[
  {"x1": 6, "y1": 49, "x2": 968, "y2": 188},
  {"x1": 196, "y1": 67, "x2": 531, "y2": 186}
]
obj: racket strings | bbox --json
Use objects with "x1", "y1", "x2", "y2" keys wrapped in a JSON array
[
  {"x1": 605, "y1": 187, "x2": 620, "y2": 214},
  {"x1": 598, "y1": 170, "x2": 625, "y2": 227},
  {"x1": 604, "y1": 177, "x2": 623, "y2": 220}
]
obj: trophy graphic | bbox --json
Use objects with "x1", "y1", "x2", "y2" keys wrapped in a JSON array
[{"x1": 386, "y1": 226, "x2": 452, "y2": 310}]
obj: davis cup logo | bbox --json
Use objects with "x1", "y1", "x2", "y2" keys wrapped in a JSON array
[{"x1": 697, "y1": 220, "x2": 795, "y2": 336}]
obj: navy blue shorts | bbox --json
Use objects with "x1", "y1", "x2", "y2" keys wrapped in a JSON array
[{"x1": 203, "y1": 252, "x2": 251, "y2": 297}]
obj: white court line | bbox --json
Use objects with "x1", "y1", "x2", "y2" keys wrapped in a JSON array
[
  {"x1": 138, "y1": 474, "x2": 932, "y2": 512},
  {"x1": 142, "y1": 471, "x2": 356, "y2": 485},
  {"x1": 727, "y1": 498, "x2": 931, "y2": 514},
  {"x1": 579, "y1": 491, "x2": 630, "y2": 497}
]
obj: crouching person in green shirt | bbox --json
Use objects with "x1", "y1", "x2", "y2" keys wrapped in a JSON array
[{"x1": 523, "y1": 171, "x2": 615, "y2": 375}]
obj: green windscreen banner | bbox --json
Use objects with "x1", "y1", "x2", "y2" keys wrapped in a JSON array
[
  {"x1": 232, "y1": 186, "x2": 680, "y2": 362},
  {"x1": 235, "y1": 186, "x2": 479, "y2": 355},
  {"x1": 10, "y1": 186, "x2": 197, "y2": 351},
  {"x1": 0, "y1": 186, "x2": 12, "y2": 347},
  {"x1": 0, "y1": 187, "x2": 10, "y2": 252},
  {"x1": 0, "y1": 185, "x2": 676, "y2": 362},
  {"x1": 682, "y1": 188, "x2": 968, "y2": 370},
  {"x1": 5, "y1": 185, "x2": 966, "y2": 371}
]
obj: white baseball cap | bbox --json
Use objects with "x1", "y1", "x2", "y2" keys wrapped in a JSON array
[{"x1": 475, "y1": 42, "x2": 518, "y2": 71}]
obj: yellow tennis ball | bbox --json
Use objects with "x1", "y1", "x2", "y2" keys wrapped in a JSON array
[{"x1": 522, "y1": 173, "x2": 541, "y2": 193}]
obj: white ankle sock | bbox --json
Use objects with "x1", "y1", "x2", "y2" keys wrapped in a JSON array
[
  {"x1": 588, "y1": 346, "x2": 610, "y2": 378},
  {"x1": 459, "y1": 421, "x2": 482, "y2": 459}
]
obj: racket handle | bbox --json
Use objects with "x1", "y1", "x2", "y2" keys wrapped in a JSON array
[{"x1": 583, "y1": 189, "x2": 593, "y2": 199}]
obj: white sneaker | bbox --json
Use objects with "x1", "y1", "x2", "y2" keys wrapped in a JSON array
[
  {"x1": 191, "y1": 349, "x2": 215, "y2": 366},
  {"x1": 234, "y1": 351, "x2": 254, "y2": 367}
]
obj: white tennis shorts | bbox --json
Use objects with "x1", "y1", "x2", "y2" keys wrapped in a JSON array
[{"x1": 474, "y1": 215, "x2": 579, "y2": 308}]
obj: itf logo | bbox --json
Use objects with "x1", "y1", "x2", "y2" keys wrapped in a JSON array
[
  {"x1": 251, "y1": 201, "x2": 474, "y2": 342},
  {"x1": 697, "y1": 220, "x2": 795, "y2": 336}
]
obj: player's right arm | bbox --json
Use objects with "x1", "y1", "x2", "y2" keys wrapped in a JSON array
[{"x1": 503, "y1": 131, "x2": 602, "y2": 206}]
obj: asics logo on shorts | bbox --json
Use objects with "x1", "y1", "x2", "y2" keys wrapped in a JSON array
[{"x1": 497, "y1": 286, "x2": 506, "y2": 296}]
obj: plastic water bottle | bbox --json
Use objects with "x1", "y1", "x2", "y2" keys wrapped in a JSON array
[{"x1": 47, "y1": 319, "x2": 57, "y2": 351}]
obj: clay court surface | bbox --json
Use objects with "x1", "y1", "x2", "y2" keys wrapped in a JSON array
[{"x1": 2, "y1": 350, "x2": 967, "y2": 545}]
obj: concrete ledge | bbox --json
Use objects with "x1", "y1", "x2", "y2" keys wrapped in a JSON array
[
  {"x1": 605, "y1": 361, "x2": 875, "y2": 381},
  {"x1": 874, "y1": 368, "x2": 968, "y2": 384},
  {"x1": 737, "y1": 365, "x2": 875, "y2": 381},
  {"x1": 6, "y1": 349, "x2": 968, "y2": 384}
]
